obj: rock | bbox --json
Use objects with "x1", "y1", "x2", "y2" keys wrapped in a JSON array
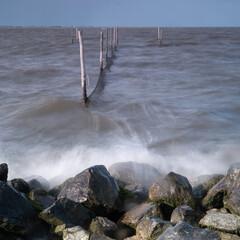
[
  {"x1": 108, "y1": 161, "x2": 161, "y2": 187},
  {"x1": 63, "y1": 226, "x2": 90, "y2": 240},
  {"x1": 125, "y1": 184, "x2": 149, "y2": 202},
  {"x1": 0, "y1": 163, "x2": 8, "y2": 181},
  {"x1": 216, "y1": 231, "x2": 240, "y2": 240},
  {"x1": 0, "y1": 182, "x2": 36, "y2": 235},
  {"x1": 26, "y1": 175, "x2": 50, "y2": 191},
  {"x1": 191, "y1": 174, "x2": 224, "y2": 199},
  {"x1": 157, "y1": 221, "x2": 221, "y2": 240},
  {"x1": 202, "y1": 177, "x2": 228, "y2": 210},
  {"x1": 90, "y1": 216, "x2": 117, "y2": 238},
  {"x1": 136, "y1": 216, "x2": 175, "y2": 240},
  {"x1": 124, "y1": 236, "x2": 143, "y2": 240},
  {"x1": 29, "y1": 189, "x2": 55, "y2": 209},
  {"x1": 48, "y1": 178, "x2": 72, "y2": 198},
  {"x1": 8, "y1": 178, "x2": 30, "y2": 194},
  {"x1": 199, "y1": 210, "x2": 240, "y2": 235},
  {"x1": 90, "y1": 233, "x2": 115, "y2": 240},
  {"x1": 121, "y1": 202, "x2": 162, "y2": 229},
  {"x1": 170, "y1": 205, "x2": 196, "y2": 226},
  {"x1": 149, "y1": 172, "x2": 195, "y2": 209},
  {"x1": 224, "y1": 193, "x2": 240, "y2": 217},
  {"x1": 58, "y1": 165, "x2": 119, "y2": 215},
  {"x1": 39, "y1": 198, "x2": 94, "y2": 230}
]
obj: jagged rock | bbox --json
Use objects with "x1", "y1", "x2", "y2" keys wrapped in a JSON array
[
  {"x1": 121, "y1": 202, "x2": 161, "y2": 229},
  {"x1": 58, "y1": 165, "x2": 119, "y2": 215},
  {"x1": 48, "y1": 178, "x2": 72, "y2": 198},
  {"x1": 202, "y1": 177, "x2": 228, "y2": 210},
  {"x1": 0, "y1": 163, "x2": 8, "y2": 181},
  {"x1": 63, "y1": 226, "x2": 90, "y2": 240},
  {"x1": 8, "y1": 178, "x2": 30, "y2": 194},
  {"x1": 124, "y1": 236, "x2": 143, "y2": 240},
  {"x1": 125, "y1": 184, "x2": 149, "y2": 202},
  {"x1": 39, "y1": 198, "x2": 94, "y2": 230},
  {"x1": 26, "y1": 175, "x2": 50, "y2": 191},
  {"x1": 157, "y1": 221, "x2": 221, "y2": 240},
  {"x1": 90, "y1": 233, "x2": 115, "y2": 240},
  {"x1": 90, "y1": 216, "x2": 117, "y2": 238},
  {"x1": 108, "y1": 161, "x2": 161, "y2": 187},
  {"x1": 170, "y1": 205, "x2": 196, "y2": 226},
  {"x1": 149, "y1": 172, "x2": 195, "y2": 209},
  {"x1": 216, "y1": 231, "x2": 240, "y2": 240},
  {"x1": 191, "y1": 174, "x2": 224, "y2": 199},
  {"x1": 29, "y1": 189, "x2": 55, "y2": 209},
  {"x1": 0, "y1": 182, "x2": 36, "y2": 235},
  {"x1": 199, "y1": 210, "x2": 240, "y2": 234},
  {"x1": 136, "y1": 216, "x2": 175, "y2": 240}
]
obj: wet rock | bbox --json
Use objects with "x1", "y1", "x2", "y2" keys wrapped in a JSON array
[
  {"x1": 39, "y1": 198, "x2": 94, "y2": 230},
  {"x1": 170, "y1": 205, "x2": 196, "y2": 226},
  {"x1": 62, "y1": 226, "x2": 90, "y2": 240},
  {"x1": 8, "y1": 178, "x2": 30, "y2": 194},
  {"x1": 149, "y1": 172, "x2": 195, "y2": 209},
  {"x1": 136, "y1": 216, "x2": 175, "y2": 240},
  {"x1": 90, "y1": 233, "x2": 115, "y2": 240},
  {"x1": 108, "y1": 161, "x2": 161, "y2": 187},
  {"x1": 29, "y1": 189, "x2": 55, "y2": 209},
  {"x1": 26, "y1": 175, "x2": 50, "y2": 191},
  {"x1": 48, "y1": 178, "x2": 72, "y2": 198},
  {"x1": 202, "y1": 177, "x2": 228, "y2": 210},
  {"x1": 90, "y1": 216, "x2": 117, "y2": 238},
  {"x1": 121, "y1": 202, "x2": 162, "y2": 229},
  {"x1": 0, "y1": 163, "x2": 8, "y2": 181},
  {"x1": 58, "y1": 165, "x2": 119, "y2": 215},
  {"x1": 199, "y1": 210, "x2": 240, "y2": 234},
  {"x1": 157, "y1": 221, "x2": 221, "y2": 240},
  {"x1": 0, "y1": 182, "x2": 36, "y2": 235}
]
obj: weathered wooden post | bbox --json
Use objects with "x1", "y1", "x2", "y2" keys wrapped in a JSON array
[
  {"x1": 116, "y1": 27, "x2": 118, "y2": 45},
  {"x1": 110, "y1": 27, "x2": 113, "y2": 57},
  {"x1": 105, "y1": 28, "x2": 108, "y2": 63},
  {"x1": 71, "y1": 28, "x2": 74, "y2": 44},
  {"x1": 76, "y1": 28, "x2": 79, "y2": 43},
  {"x1": 100, "y1": 32, "x2": 103, "y2": 70},
  {"x1": 158, "y1": 27, "x2": 162, "y2": 47},
  {"x1": 78, "y1": 30, "x2": 87, "y2": 107},
  {"x1": 113, "y1": 27, "x2": 116, "y2": 50}
]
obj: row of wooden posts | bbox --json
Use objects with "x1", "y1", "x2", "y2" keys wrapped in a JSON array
[{"x1": 72, "y1": 27, "x2": 162, "y2": 107}]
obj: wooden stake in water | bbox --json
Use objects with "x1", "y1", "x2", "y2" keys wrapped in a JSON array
[
  {"x1": 113, "y1": 27, "x2": 116, "y2": 50},
  {"x1": 116, "y1": 27, "x2": 118, "y2": 45},
  {"x1": 78, "y1": 30, "x2": 87, "y2": 107},
  {"x1": 158, "y1": 27, "x2": 162, "y2": 47},
  {"x1": 71, "y1": 28, "x2": 74, "y2": 44},
  {"x1": 105, "y1": 28, "x2": 108, "y2": 63},
  {"x1": 76, "y1": 28, "x2": 79, "y2": 43},
  {"x1": 100, "y1": 32, "x2": 103, "y2": 70},
  {"x1": 110, "y1": 27, "x2": 113, "y2": 57}
]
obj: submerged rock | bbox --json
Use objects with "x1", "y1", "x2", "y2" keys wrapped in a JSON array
[
  {"x1": 0, "y1": 163, "x2": 8, "y2": 181},
  {"x1": 149, "y1": 172, "x2": 195, "y2": 209},
  {"x1": 157, "y1": 221, "x2": 221, "y2": 240},
  {"x1": 0, "y1": 182, "x2": 36, "y2": 235},
  {"x1": 8, "y1": 178, "x2": 30, "y2": 194},
  {"x1": 108, "y1": 161, "x2": 161, "y2": 187},
  {"x1": 58, "y1": 165, "x2": 119, "y2": 215}
]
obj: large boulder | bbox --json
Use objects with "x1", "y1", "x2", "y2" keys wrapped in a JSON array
[
  {"x1": 26, "y1": 175, "x2": 50, "y2": 191},
  {"x1": 149, "y1": 172, "x2": 195, "y2": 209},
  {"x1": 39, "y1": 198, "x2": 94, "y2": 230},
  {"x1": 58, "y1": 165, "x2": 119, "y2": 215},
  {"x1": 108, "y1": 161, "x2": 161, "y2": 187},
  {"x1": 29, "y1": 189, "x2": 55, "y2": 209},
  {"x1": 136, "y1": 216, "x2": 175, "y2": 240},
  {"x1": 157, "y1": 221, "x2": 221, "y2": 240},
  {"x1": 8, "y1": 178, "x2": 30, "y2": 194},
  {"x1": 0, "y1": 182, "x2": 36, "y2": 235},
  {"x1": 0, "y1": 163, "x2": 8, "y2": 181},
  {"x1": 48, "y1": 178, "x2": 72, "y2": 198},
  {"x1": 121, "y1": 202, "x2": 162, "y2": 229},
  {"x1": 199, "y1": 210, "x2": 240, "y2": 235},
  {"x1": 170, "y1": 206, "x2": 196, "y2": 226}
]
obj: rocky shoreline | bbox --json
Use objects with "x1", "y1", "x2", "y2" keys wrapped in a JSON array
[{"x1": 0, "y1": 161, "x2": 240, "y2": 240}]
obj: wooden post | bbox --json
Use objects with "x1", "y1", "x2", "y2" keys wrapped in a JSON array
[
  {"x1": 76, "y1": 28, "x2": 79, "y2": 43},
  {"x1": 105, "y1": 28, "x2": 108, "y2": 63},
  {"x1": 100, "y1": 32, "x2": 103, "y2": 70},
  {"x1": 158, "y1": 27, "x2": 162, "y2": 47},
  {"x1": 71, "y1": 28, "x2": 74, "y2": 44},
  {"x1": 116, "y1": 27, "x2": 118, "y2": 45},
  {"x1": 110, "y1": 27, "x2": 113, "y2": 57},
  {"x1": 113, "y1": 27, "x2": 116, "y2": 50},
  {"x1": 78, "y1": 30, "x2": 87, "y2": 107}
]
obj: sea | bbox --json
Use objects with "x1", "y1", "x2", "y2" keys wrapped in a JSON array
[{"x1": 0, "y1": 27, "x2": 240, "y2": 185}]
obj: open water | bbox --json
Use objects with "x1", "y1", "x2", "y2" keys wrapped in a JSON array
[{"x1": 0, "y1": 27, "x2": 240, "y2": 184}]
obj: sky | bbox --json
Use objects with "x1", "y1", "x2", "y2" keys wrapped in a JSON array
[{"x1": 1, "y1": 0, "x2": 240, "y2": 27}]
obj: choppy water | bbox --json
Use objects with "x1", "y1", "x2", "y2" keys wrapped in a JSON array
[{"x1": 1, "y1": 27, "x2": 240, "y2": 184}]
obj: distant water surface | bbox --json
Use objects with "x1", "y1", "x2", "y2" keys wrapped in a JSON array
[{"x1": 0, "y1": 27, "x2": 240, "y2": 183}]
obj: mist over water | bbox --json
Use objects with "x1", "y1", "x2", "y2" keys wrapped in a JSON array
[{"x1": 0, "y1": 27, "x2": 240, "y2": 184}]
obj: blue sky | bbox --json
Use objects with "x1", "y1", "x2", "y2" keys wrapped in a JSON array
[{"x1": 1, "y1": 0, "x2": 240, "y2": 27}]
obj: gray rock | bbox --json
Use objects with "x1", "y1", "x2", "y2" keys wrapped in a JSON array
[
  {"x1": 170, "y1": 206, "x2": 196, "y2": 226},
  {"x1": 0, "y1": 182, "x2": 36, "y2": 235},
  {"x1": 63, "y1": 226, "x2": 90, "y2": 240},
  {"x1": 149, "y1": 172, "x2": 195, "y2": 209},
  {"x1": 125, "y1": 184, "x2": 149, "y2": 202},
  {"x1": 8, "y1": 178, "x2": 30, "y2": 194},
  {"x1": 58, "y1": 165, "x2": 119, "y2": 215},
  {"x1": 29, "y1": 189, "x2": 55, "y2": 209},
  {"x1": 26, "y1": 175, "x2": 50, "y2": 191},
  {"x1": 48, "y1": 178, "x2": 72, "y2": 198},
  {"x1": 108, "y1": 161, "x2": 161, "y2": 187},
  {"x1": 199, "y1": 210, "x2": 240, "y2": 234},
  {"x1": 0, "y1": 163, "x2": 8, "y2": 181},
  {"x1": 121, "y1": 202, "x2": 162, "y2": 229},
  {"x1": 157, "y1": 221, "x2": 221, "y2": 240},
  {"x1": 39, "y1": 198, "x2": 94, "y2": 230},
  {"x1": 136, "y1": 216, "x2": 175, "y2": 240},
  {"x1": 216, "y1": 231, "x2": 240, "y2": 240},
  {"x1": 90, "y1": 233, "x2": 115, "y2": 240}
]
